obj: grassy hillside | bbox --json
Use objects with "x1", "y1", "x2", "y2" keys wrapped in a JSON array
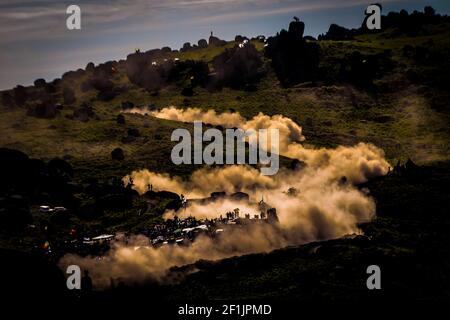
[{"x1": 1, "y1": 22, "x2": 449, "y2": 187}]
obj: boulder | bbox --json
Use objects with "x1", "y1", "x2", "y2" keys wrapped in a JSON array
[
  {"x1": 34, "y1": 78, "x2": 46, "y2": 87},
  {"x1": 72, "y1": 103, "x2": 96, "y2": 122},
  {"x1": 121, "y1": 101, "x2": 135, "y2": 110},
  {"x1": 62, "y1": 87, "x2": 76, "y2": 104},
  {"x1": 234, "y1": 35, "x2": 248, "y2": 43},
  {"x1": 111, "y1": 148, "x2": 125, "y2": 160},
  {"x1": 265, "y1": 19, "x2": 320, "y2": 86},
  {"x1": 339, "y1": 50, "x2": 394, "y2": 87},
  {"x1": 198, "y1": 39, "x2": 208, "y2": 48},
  {"x1": 116, "y1": 114, "x2": 125, "y2": 124},
  {"x1": 181, "y1": 42, "x2": 192, "y2": 52},
  {"x1": 13, "y1": 85, "x2": 28, "y2": 106},
  {"x1": 161, "y1": 46, "x2": 172, "y2": 53},
  {"x1": 127, "y1": 128, "x2": 140, "y2": 137},
  {"x1": 209, "y1": 34, "x2": 226, "y2": 46},
  {"x1": 1, "y1": 92, "x2": 15, "y2": 108},
  {"x1": 27, "y1": 103, "x2": 58, "y2": 119},
  {"x1": 212, "y1": 42, "x2": 263, "y2": 88},
  {"x1": 125, "y1": 51, "x2": 167, "y2": 91},
  {"x1": 318, "y1": 24, "x2": 354, "y2": 40},
  {"x1": 85, "y1": 62, "x2": 95, "y2": 72}
]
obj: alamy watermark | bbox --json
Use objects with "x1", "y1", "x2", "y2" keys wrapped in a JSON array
[
  {"x1": 66, "y1": 4, "x2": 381, "y2": 31},
  {"x1": 66, "y1": 5, "x2": 81, "y2": 30},
  {"x1": 366, "y1": 265, "x2": 381, "y2": 289},
  {"x1": 171, "y1": 121, "x2": 280, "y2": 176},
  {"x1": 365, "y1": 4, "x2": 382, "y2": 30}
]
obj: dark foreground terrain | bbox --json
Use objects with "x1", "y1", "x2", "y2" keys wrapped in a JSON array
[{"x1": 2, "y1": 161, "x2": 449, "y2": 304}]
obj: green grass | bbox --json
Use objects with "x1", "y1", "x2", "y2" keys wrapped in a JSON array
[{"x1": 1, "y1": 23, "x2": 450, "y2": 183}]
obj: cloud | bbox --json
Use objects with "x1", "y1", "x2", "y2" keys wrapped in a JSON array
[
  {"x1": 60, "y1": 109, "x2": 389, "y2": 287},
  {"x1": 0, "y1": 0, "x2": 403, "y2": 43}
]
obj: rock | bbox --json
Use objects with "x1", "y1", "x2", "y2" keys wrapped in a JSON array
[
  {"x1": 34, "y1": 79, "x2": 46, "y2": 87},
  {"x1": 289, "y1": 20, "x2": 305, "y2": 37},
  {"x1": 169, "y1": 60, "x2": 210, "y2": 87},
  {"x1": 111, "y1": 148, "x2": 125, "y2": 160},
  {"x1": 161, "y1": 46, "x2": 172, "y2": 53},
  {"x1": 339, "y1": 50, "x2": 394, "y2": 87},
  {"x1": 95, "y1": 60, "x2": 118, "y2": 77},
  {"x1": 61, "y1": 69, "x2": 85, "y2": 82},
  {"x1": 126, "y1": 51, "x2": 209, "y2": 91},
  {"x1": 1, "y1": 92, "x2": 15, "y2": 108},
  {"x1": 27, "y1": 103, "x2": 58, "y2": 119},
  {"x1": 80, "y1": 76, "x2": 117, "y2": 101},
  {"x1": 116, "y1": 114, "x2": 125, "y2": 124},
  {"x1": 265, "y1": 18, "x2": 320, "y2": 86},
  {"x1": 125, "y1": 50, "x2": 167, "y2": 91},
  {"x1": 127, "y1": 128, "x2": 140, "y2": 137},
  {"x1": 234, "y1": 35, "x2": 248, "y2": 43},
  {"x1": 62, "y1": 87, "x2": 76, "y2": 105},
  {"x1": 47, "y1": 158, "x2": 73, "y2": 179},
  {"x1": 85, "y1": 62, "x2": 95, "y2": 72},
  {"x1": 121, "y1": 101, "x2": 135, "y2": 110},
  {"x1": 89, "y1": 77, "x2": 114, "y2": 91},
  {"x1": 181, "y1": 42, "x2": 192, "y2": 52},
  {"x1": 13, "y1": 85, "x2": 28, "y2": 106},
  {"x1": 318, "y1": 24, "x2": 354, "y2": 40},
  {"x1": 198, "y1": 39, "x2": 208, "y2": 48},
  {"x1": 212, "y1": 42, "x2": 263, "y2": 88},
  {"x1": 72, "y1": 103, "x2": 96, "y2": 122},
  {"x1": 257, "y1": 35, "x2": 266, "y2": 41},
  {"x1": 209, "y1": 32, "x2": 227, "y2": 46},
  {"x1": 97, "y1": 89, "x2": 117, "y2": 101}
]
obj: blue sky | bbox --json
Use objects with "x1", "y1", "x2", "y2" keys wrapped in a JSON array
[{"x1": 0, "y1": 0, "x2": 449, "y2": 90}]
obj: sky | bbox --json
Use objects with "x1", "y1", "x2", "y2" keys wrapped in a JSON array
[{"x1": 0, "y1": 0, "x2": 449, "y2": 90}]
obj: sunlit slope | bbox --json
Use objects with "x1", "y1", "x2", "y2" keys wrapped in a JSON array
[{"x1": 0, "y1": 22, "x2": 449, "y2": 183}]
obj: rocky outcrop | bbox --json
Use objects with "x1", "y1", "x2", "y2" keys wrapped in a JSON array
[
  {"x1": 265, "y1": 19, "x2": 320, "y2": 86},
  {"x1": 212, "y1": 42, "x2": 264, "y2": 88}
]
